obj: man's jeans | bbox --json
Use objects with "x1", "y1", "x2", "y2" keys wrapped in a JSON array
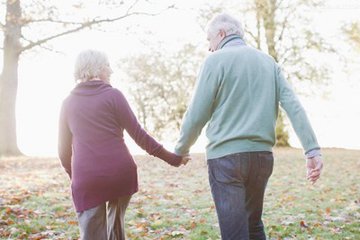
[{"x1": 208, "y1": 151, "x2": 274, "y2": 240}]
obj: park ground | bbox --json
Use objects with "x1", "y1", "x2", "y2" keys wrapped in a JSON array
[{"x1": 0, "y1": 148, "x2": 359, "y2": 239}]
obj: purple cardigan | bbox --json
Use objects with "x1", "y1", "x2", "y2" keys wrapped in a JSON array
[{"x1": 58, "y1": 81, "x2": 181, "y2": 212}]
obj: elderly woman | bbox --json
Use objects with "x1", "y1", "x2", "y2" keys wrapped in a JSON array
[{"x1": 58, "y1": 49, "x2": 189, "y2": 240}]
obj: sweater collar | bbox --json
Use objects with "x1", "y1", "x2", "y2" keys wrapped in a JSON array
[
  {"x1": 71, "y1": 80, "x2": 112, "y2": 96},
  {"x1": 218, "y1": 34, "x2": 246, "y2": 50}
]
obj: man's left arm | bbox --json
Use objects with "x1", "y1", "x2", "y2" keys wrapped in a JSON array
[
  {"x1": 276, "y1": 65, "x2": 323, "y2": 183},
  {"x1": 276, "y1": 65, "x2": 320, "y2": 153},
  {"x1": 305, "y1": 149, "x2": 323, "y2": 184}
]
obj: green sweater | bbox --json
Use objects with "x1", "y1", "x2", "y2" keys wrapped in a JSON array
[{"x1": 175, "y1": 40, "x2": 319, "y2": 159}]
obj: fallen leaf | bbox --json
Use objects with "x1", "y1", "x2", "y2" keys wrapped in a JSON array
[
  {"x1": 325, "y1": 207, "x2": 331, "y2": 215},
  {"x1": 67, "y1": 220, "x2": 78, "y2": 225},
  {"x1": 300, "y1": 220, "x2": 308, "y2": 228}
]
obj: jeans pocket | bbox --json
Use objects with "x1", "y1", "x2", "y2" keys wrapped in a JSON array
[
  {"x1": 208, "y1": 155, "x2": 247, "y2": 184},
  {"x1": 258, "y1": 152, "x2": 274, "y2": 179}
]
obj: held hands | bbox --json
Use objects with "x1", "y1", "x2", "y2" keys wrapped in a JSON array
[
  {"x1": 160, "y1": 148, "x2": 191, "y2": 167},
  {"x1": 306, "y1": 155, "x2": 323, "y2": 184},
  {"x1": 171, "y1": 154, "x2": 191, "y2": 167},
  {"x1": 180, "y1": 154, "x2": 191, "y2": 166}
]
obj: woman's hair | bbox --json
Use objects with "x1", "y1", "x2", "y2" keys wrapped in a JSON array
[
  {"x1": 74, "y1": 49, "x2": 110, "y2": 82},
  {"x1": 207, "y1": 13, "x2": 244, "y2": 39}
]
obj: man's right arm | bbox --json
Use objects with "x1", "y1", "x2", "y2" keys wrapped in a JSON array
[{"x1": 175, "y1": 59, "x2": 220, "y2": 156}]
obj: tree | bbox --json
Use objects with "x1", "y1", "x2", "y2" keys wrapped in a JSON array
[
  {"x1": 124, "y1": 0, "x2": 334, "y2": 145},
  {"x1": 244, "y1": 0, "x2": 335, "y2": 146},
  {"x1": 0, "y1": 0, "x2": 172, "y2": 156},
  {"x1": 343, "y1": 21, "x2": 360, "y2": 51},
  {"x1": 122, "y1": 44, "x2": 205, "y2": 140}
]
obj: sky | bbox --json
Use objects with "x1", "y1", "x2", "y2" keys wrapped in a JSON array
[{"x1": 1, "y1": 0, "x2": 360, "y2": 156}]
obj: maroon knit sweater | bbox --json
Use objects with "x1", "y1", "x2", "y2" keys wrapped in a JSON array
[{"x1": 58, "y1": 80, "x2": 181, "y2": 212}]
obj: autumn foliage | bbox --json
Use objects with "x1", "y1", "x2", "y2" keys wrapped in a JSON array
[{"x1": 0, "y1": 148, "x2": 359, "y2": 239}]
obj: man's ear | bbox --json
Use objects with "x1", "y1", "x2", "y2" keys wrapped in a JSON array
[{"x1": 219, "y1": 29, "x2": 226, "y2": 38}]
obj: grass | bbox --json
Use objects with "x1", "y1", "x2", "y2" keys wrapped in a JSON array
[{"x1": 0, "y1": 148, "x2": 359, "y2": 239}]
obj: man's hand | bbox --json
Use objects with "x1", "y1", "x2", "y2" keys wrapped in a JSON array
[
  {"x1": 306, "y1": 155, "x2": 323, "y2": 184},
  {"x1": 181, "y1": 155, "x2": 191, "y2": 166}
]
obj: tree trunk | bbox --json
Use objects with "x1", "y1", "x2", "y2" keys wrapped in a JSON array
[
  {"x1": 262, "y1": 0, "x2": 278, "y2": 61},
  {"x1": 255, "y1": 1, "x2": 262, "y2": 49},
  {"x1": 256, "y1": 0, "x2": 289, "y2": 146},
  {"x1": 0, "y1": 0, "x2": 22, "y2": 156},
  {"x1": 0, "y1": 0, "x2": 153, "y2": 157},
  {"x1": 275, "y1": 111, "x2": 289, "y2": 147}
]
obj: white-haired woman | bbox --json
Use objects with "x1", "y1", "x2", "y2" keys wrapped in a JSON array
[{"x1": 58, "y1": 49, "x2": 190, "y2": 240}]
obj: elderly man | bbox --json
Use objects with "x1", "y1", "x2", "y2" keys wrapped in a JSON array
[{"x1": 175, "y1": 13, "x2": 323, "y2": 240}]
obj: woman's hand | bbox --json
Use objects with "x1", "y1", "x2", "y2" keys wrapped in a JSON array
[{"x1": 181, "y1": 155, "x2": 191, "y2": 166}]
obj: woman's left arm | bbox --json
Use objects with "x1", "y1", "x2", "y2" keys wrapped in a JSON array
[{"x1": 113, "y1": 90, "x2": 182, "y2": 166}]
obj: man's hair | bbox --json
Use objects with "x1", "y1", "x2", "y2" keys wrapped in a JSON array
[
  {"x1": 74, "y1": 49, "x2": 110, "y2": 82},
  {"x1": 207, "y1": 13, "x2": 244, "y2": 39}
]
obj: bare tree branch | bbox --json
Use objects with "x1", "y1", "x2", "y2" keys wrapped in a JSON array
[
  {"x1": 277, "y1": 10, "x2": 292, "y2": 41},
  {"x1": 275, "y1": 0, "x2": 286, "y2": 9},
  {"x1": 20, "y1": 34, "x2": 60, "y2": 53},
  {"x1": 244, "y1": 28, "x2": 259, "y2": 45},
  {"x1": 35, "y1": 43, "x2": 60, "y2": 53},
  {"x1": 20, "y1": 21, "x2": 92, "y2": 52},
  {"x1": 37, "y1": 44, "x2": 53, "y2": 52},
  {"x1": 126, "y1": 0, "x2": 141, "y2": 14},
  {"x1": 21, "y1": 18, "x2": 86, "y2": 26},
  {"x1": 19, "y1": 0, "x2": 175, "y2": 53},
  {"x1": 20, "y1": 10, "x2": 160, "y2": 53},
  {"x1": 279, "y1": 48, "x2": 291, "y2": 65}
]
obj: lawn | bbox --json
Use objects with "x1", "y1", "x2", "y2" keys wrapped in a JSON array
[{"x1": 0, "y1": 148, "x2": 359, "y2": 239}]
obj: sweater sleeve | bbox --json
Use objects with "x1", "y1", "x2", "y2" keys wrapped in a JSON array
[
  {"x1": 174, "y1": 59, "x2": 220, "y2": 156},
  {"x1": 114, "y1": 90, "x2": 182, "y2": 166},
  {"x1": 276, "y1": 65, "x2": 320, "y2": 153},
  {"x1": 58, "y1": 102, "x2": 73, "y2": 178}
]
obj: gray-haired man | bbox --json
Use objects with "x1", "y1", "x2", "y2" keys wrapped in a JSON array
[{"x1": 175, "y1": 13, "x2": 323, "y2": 240}]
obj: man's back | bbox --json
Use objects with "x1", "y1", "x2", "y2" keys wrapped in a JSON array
[
  {"x1": 175, "y1": 43, "x2": 319, "y2": 159},
  {"x1": 204, "y1": 46, "x2": 279, "y2": 158}
]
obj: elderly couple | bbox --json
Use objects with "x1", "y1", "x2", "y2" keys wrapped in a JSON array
[{"x1": 58, "y1": 13, "x2": 323, "y2": 240}]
